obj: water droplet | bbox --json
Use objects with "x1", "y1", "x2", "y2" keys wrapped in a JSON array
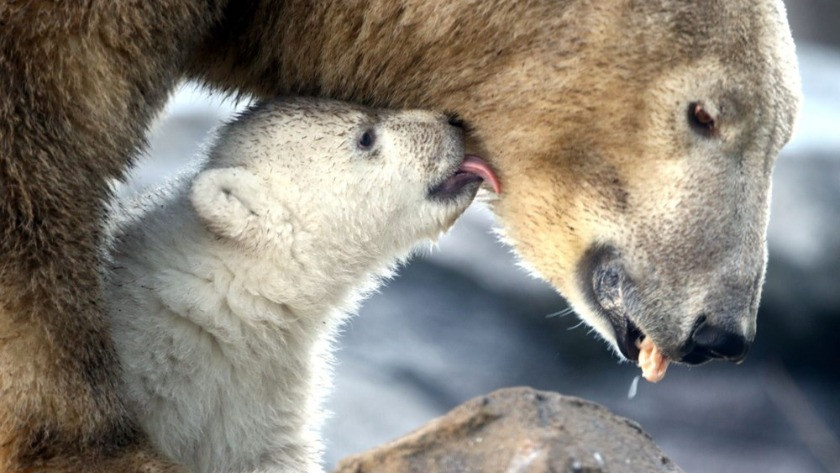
[{"x1": 627, "y1": 375, "x2": 640, "y2": 399}]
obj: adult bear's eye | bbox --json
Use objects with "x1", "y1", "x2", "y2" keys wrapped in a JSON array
[
  {"x1": 688, "y1": 102, "x2": 717, "y2": 138},
  {"x1": 358, "y1": 129, "x2": 375, "y2": 150}
]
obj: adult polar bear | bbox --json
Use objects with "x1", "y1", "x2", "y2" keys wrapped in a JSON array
[{"x1": 0, "y1": 1, "x2": 800, "y2": 472}]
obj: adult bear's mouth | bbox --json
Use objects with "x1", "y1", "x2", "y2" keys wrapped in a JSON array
[
  {"x1": 578, "y1": 244, "x2": 669, "y2": 382},
  {"x1": 428, "y1": 155, "x2": 502, "y2": 200},
  {"x1": 619, "y1": 318, "x2": 644, "y2": 362},
  {"x1": 580, "y1": 246, "x2": 640, "y2": 358}
]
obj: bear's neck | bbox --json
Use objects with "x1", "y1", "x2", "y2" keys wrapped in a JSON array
[
  {"x1": 188, "y1": 0, "x2": 575, "y2": 134},
  {"x1": 163, "y1": 193, "x2": 404, "y2": 325}
]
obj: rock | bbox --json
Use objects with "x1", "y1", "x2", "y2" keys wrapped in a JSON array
[{"x1": 333, "y1": 387, "x2": 682, "y2": 473}]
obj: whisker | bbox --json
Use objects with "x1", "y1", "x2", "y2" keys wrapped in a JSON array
[
  {"x1": 566, "y1": 320, "x2": 586, "y2": 331},
  {"x1": 545, "y1": 307, "x2": 575, "y2": 319}
]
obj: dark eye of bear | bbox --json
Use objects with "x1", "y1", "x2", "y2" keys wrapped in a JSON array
[
  {"x1": 358, "y1": 129, "x2": 375, "y2": 150},
  {"x1": 688, "y1": 101, "x2": 717, "y2": 137},
  {"x1": 446, "y1": 113, "x2": 465, "y2": 129}
]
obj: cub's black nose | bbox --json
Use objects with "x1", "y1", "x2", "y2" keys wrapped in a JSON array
[{"x1": 682, "y1": 318, "x2": 751, "y2": 365}]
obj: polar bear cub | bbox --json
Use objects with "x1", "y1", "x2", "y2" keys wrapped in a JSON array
[{"x1": 106, "y1": 98, "x2": 499, "y2": 473}]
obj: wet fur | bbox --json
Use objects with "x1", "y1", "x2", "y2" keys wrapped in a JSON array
[{"x1": 0, "y1": 1, "x2": 800, "y2": 471}]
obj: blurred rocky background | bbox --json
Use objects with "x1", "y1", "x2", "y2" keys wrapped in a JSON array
[{"x1": 125, "y1": 2, "x2": 839, "y2": 472}]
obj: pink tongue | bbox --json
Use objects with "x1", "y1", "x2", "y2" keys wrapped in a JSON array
[{"x1": 459, "y1": 155, "x2": 502, "y2": 194}]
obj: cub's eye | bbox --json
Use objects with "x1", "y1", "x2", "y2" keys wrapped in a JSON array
[
  {"x1": 358, "y1": 129, "x2": 375, "y2": 150},
  {"x1": 688, "y1": 101, "x2": 717, "y2": 137}
]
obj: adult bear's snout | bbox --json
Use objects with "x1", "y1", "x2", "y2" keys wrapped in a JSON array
[{"x1": 680, "y1": 315, "x2": 751, "y2": 365}]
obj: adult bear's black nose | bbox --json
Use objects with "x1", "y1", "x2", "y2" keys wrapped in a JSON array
[{"x1": 681, "y1": 317, "x2": 751, "y2": 365}]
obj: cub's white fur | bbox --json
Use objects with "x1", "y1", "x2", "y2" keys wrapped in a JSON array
[{"x1": 106, "y1": 99, "x2": 478, "y2": 473}]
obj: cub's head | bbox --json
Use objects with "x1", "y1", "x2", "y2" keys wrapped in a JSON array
[
  {"x1": 478, "y1": 1, "x2": 802, "y2": 371},
  {"x1": 190, "y1": 98, "x2": 497, "y2": 257}
]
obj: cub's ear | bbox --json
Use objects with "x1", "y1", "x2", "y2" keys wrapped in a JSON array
[{"x1": 190, "y1": 167, "x2": 291, "y2": 246}]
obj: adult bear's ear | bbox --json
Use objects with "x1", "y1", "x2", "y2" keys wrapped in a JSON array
[{"x1": 190, "y1": 167, "x2": 292, "y2": 247}]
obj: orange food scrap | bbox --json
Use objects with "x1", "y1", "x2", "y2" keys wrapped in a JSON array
[{"x1": 638, "y1": 337, "x2": 668, "y2": 383}]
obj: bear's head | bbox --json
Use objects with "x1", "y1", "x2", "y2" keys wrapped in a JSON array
[
  {"x1": 189, "y1": 98, "x2": 495, "y2": 264},
  {"x1": 477, "y1": 1, "x2": 802, "y2": 369}
]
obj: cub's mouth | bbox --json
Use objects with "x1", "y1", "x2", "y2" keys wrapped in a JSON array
[{"x1": 428, "y1": 155, "x2": 502, "y2": 200}]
